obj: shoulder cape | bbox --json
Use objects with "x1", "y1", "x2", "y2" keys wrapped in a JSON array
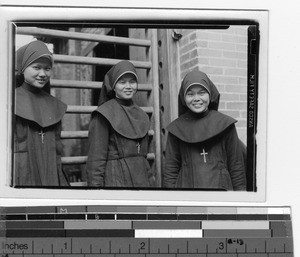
[
  {"x1": 167, "y1": 110, "x2": 237, "y2": 143},
  {"x1": 94, "y1": 98, "x2": 150, "y2": 139},
  {"x1": 15, "y1": 84, "x2": 67, "y2": 128}
]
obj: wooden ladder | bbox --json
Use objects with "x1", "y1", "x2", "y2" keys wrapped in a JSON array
[{"x1": 16, "y1": 26, "x2": 162, "y2": 187}]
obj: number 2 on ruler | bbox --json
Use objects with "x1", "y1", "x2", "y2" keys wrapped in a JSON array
[{"x1": 140, "y1": 242, "x2": 146, "y2": 250}]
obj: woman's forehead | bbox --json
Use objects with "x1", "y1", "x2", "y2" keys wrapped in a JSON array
[
  {"x1": 119, "y1": 72, "x2": 136, "y2": 80},
  {"x1": 31, "y1": 57, "x2": 52, "y2": 65},
  {"x1": 187, "y1": 84, "x2": 208, "y2": 91}
]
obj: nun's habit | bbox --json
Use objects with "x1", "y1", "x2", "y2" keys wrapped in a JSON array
[
  {"x1": 14, "y1": 40, "x2": 68, "y2": 187},
  {"x1": 163, "y1": 69, "x2": 246, "y2": 190},
  {"x1": 86, "y1": 61, "x2": 152, "y2": 187}
]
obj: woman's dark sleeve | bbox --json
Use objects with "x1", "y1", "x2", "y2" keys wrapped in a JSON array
[
  {"x1": 55, "y1": 121, "x2": 63, "y2": 159},
  {"x1": 163, "y1": 133, "x2": 181, "y2": 188},
  {"x1": 86, "y1": 113, "x2": 110, "y2": 187},
  {"x1": 225, "y1": 125, "x2": 247, "y2": 191},
  {"x1": 55, "y1": 121, "x2": 69, "y2": 186}
]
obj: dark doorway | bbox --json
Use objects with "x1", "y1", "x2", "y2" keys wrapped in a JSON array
[{"x1": 92, "y1": 27, "x2": 129, "y2": 105}]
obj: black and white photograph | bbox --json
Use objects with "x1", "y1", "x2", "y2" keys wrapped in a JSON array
[
  {"x1": 0, "y1": 7, "x2": 268, "y2": 202},
  {"x1": 12, "y1": 23, "x2": 255, "y2": 189},
  {"x1": 2, "y1": 1, "x2": 300, "y2": 254}
]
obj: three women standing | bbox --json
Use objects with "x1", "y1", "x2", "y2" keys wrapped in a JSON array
[{"x1": 14, "y1": 41, "x2": 246, "y2": 190}]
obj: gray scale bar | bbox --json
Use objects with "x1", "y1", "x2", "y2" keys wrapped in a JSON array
[
  {"x1": 132, "y1": 221, "x2": 201, "y2": 229},
  {"x1": 270, "y1": 221, "x2": 293, "y2": 237},
  {"x1": 203, "y1": 230, "x2": 271, "y2": 238}
]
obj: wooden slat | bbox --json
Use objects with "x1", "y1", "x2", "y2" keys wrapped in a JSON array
[
  {"x1": 150, "y1": 29, "x2": 162, "y2": 187},
  {"x1": 51, "y1": 79, "x2": 152, "y2": 91},
  {"x1": 53, "y1": 55, "x2": 152, "y2": 69},
  {"x1": 61, "y1": 130, "x2": 155, "y2": 139},
  {"x1": 66, "y1": 105, "x2": 153, "y2": 114},
  {"x1": 52, "y1": 80, "x2": 101, "y2": 89},
  {"x1": 62, "y1": 156, "x2": 86, "y2": 165},
  {"x1": 62, "y1": 153, "x2": 155, "y2": 165},
  {"x1": 16, "y1": 27, "x2": 151, "y2": 47},
  {"x1": 66, "y1": 105, "x2": 96, "y2": 114},
  {"x1": 61, "y1": 131, "x2": 88, "y2": 139}
]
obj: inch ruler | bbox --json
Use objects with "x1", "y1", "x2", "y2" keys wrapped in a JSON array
[{"x1": 0, "y1": 206, "x2": 294, "y2": 256}]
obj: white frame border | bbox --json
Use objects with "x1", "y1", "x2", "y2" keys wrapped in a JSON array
[{"x1": 0, "y1": 6, "x2": 268, "y2": 203}]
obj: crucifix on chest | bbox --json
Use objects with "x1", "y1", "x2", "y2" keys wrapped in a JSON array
[
  {"x1": 136, "y1": 141, "x2": 141, "y2": 154},
  {"x1": 200, "y1": 148, "x2": 208, "y2": 163},
  {"x1": 38, "y1": 130, "x2": 45, "y2": 144}
]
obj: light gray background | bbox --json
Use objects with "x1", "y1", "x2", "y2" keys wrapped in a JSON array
[{"x1": 0, "y1": 0, "x2": 299, "y2": 255}]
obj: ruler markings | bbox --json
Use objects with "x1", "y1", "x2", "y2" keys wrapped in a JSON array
[
  {"x1": 0, "y1": 207, "x2": 293, "y2": 256},
  {"x1": 265, "y1": 240, "x2": 267, "y2": 253},
  {"x1": 1, "y1": 238, "x2": 294, "y2": 255}
]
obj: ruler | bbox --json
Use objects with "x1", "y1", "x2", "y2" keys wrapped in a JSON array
[{"x1": 0, "y1": 206, "x2": 294, "y2": 256}]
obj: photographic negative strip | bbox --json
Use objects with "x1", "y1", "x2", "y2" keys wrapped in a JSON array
[{"x1": 0, "y1": 7, "x2": 268, "y2": 201}]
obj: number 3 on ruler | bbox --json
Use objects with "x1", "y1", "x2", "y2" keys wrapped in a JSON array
[{"x1": 219, "y1": 242, "x2": 224, "y2": 250}]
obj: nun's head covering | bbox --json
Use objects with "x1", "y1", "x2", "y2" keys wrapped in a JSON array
[
  {"x1": 98, "y1": 60, "x2": 138, "y2": 106},
  {"x1": 178, "y1": 68, "x2": 220, "y2": 116},
  {"x1": 15, "y1": 40, "x2": 53, "y2": 91}
]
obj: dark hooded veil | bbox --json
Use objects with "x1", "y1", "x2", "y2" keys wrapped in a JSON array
[
  {"x1": 178, "y1": 69, "x2": 220, "y2": 116},
  {"x1": 98, "y1": 60, "x2": 138, "y2": 106},
  {"x1": 15, "y1": 40, "x2": 53, "y2": 93},
  {"x1": 167, "y1": 68, "x2": 236, "y2": 143},
  {"x1": 15, "y1": 40, "x2": 67, "y2": 127},
  {"x1": 94, "y1": 60, "x2": 150, "y2": 139}
]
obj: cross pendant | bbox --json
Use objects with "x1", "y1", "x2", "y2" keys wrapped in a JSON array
[
  {"x1": 38, "y1": 130, "x2": 45, "y2": 144},
  {"x1": 200, "y1": 148, "x2": 208, "y2": 163},
  {"x1": 136, "y1": 142, "x2": 141, "y2": 154}
]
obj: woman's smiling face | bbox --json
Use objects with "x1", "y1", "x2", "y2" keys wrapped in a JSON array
[
  {"x1": 184, "y1": 84, "x2": 210, "y2": 113},
  {"x1": 114, "y1": 73, "x2": 137, "y2": 100},
  {"x1": 23, "y1": 57, "x2": 52, "y2": 89}
]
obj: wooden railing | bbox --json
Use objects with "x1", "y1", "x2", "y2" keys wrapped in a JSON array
[{"x1": 16, "y1": 27, "x2": 161, "y2": 185}]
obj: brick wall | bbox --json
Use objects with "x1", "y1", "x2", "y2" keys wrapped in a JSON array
[{"x1": 178, "y1": 26, "x2": 248, "y2": 144}]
